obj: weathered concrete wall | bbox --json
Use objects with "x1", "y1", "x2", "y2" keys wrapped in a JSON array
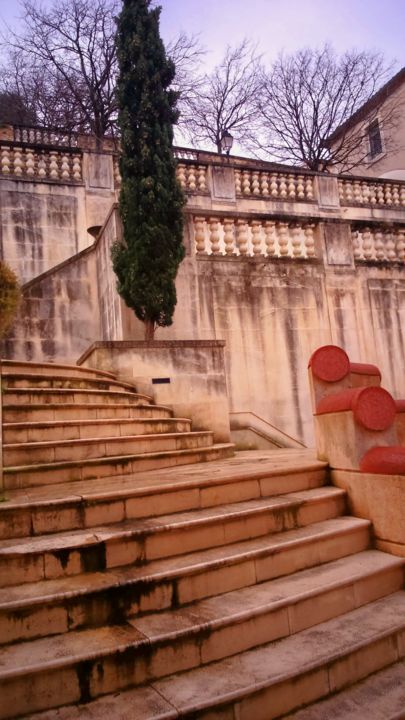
[{"x1": 0, "y1": 148, "x2": 116, "y2": 284}]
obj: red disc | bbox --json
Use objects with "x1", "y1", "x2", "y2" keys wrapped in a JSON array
[
  {"x1": 353, "y1": 386, "x2": 396, "y2": 431},
  {"x1": 309, "y1": 345, "x2": 350, "y2": 383}
]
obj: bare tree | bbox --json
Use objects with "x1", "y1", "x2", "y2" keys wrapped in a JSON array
[
  {"x1": 181, "y1": 40, "x2": 263, "y2": 153},
  {"x1": 3, "y1": 0, "x2": 119, "y2": 138},
  {"x1": 253, "y1": 46, "x2": 399, "y2": 172},
  {"x1": 1, "y1": 0, "x2": 204, "y2": 139}
]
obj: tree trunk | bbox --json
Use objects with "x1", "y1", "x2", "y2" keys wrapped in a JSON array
[{"x1": 144, "y1": 319, "x2": 155, "y2": 341}]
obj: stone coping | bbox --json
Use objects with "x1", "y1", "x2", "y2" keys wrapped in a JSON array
[{"x1": 77, "y1": 340, "x2": 226, "y2": 365}]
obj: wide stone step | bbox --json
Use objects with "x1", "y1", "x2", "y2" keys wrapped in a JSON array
[
  {"x1": 2, "y1": 401, "x2": 173, "y2": 424},
  {"x1": 3, "y1": 387, "x2": 152, "y2": 406},
  {"x1": 0, "y1": 359, "x2": 117, "y2": 381},
  {"x1": 0, "y1": 487, "x2": 346, "y2": 587},
  {"x1": 4, "y1": 589, "x2": 405, "y2": 720},
  {"x1": 3, "y1": 443, "x2": 234, "y2": 490},
  {"x1": 3, "y1": 430, "x2": 214, "y2": 466},
  {"x1": 0, "y1": 516, "x2": 369, "y2": 645},
  {"x1": 284, "y1": 659, "x2": 405, "y2": 719},
  {"x1": 3, "y1": 417, "x2": 192, "y2": 444},
  {"x1": 1, "y1": 372, "x2": 140, "y2": 394},
  {"x1": 0, "y1": 452, "x2": 327, "y2": 540}
]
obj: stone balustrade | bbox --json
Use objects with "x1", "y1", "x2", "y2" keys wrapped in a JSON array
[
  {"x1": 193, "y1": 215, "x2": 317, "y2": 259},
  {"x1": 352, "y1": 225, "x2": 405, "y2": 262},
  {"x1": 234, "y1": 168, "x2": 315, "y2": 202},
  {"x1": 339, "y1": 177, "x2": 405, "y2": 208},
  {"x1": 0, "y1": 144, "x2": 82, "y2": 183},
  {"x1": 176, "y1": 163, "x2": 208, "y2": 193},
  {"x1": 13, "y1": 125, "x2": 79, "y2": 148}
]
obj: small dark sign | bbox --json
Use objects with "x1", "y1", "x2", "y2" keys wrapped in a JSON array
[{"x1": 152, "y1": 378, "x2": 171, "y2": 384}]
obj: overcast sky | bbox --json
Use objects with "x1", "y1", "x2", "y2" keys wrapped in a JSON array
[{"x1": 0, "y1": 0, "x2": 404, "y2": 70}]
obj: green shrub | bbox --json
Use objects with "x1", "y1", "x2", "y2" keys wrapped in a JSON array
[{"x1": 0, "y1": 261, "x2": 21, "y2": 338}]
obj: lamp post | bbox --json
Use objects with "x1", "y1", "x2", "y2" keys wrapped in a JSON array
[{"x1": 220, "y1": 129, "x2": 234, "y2": 156}]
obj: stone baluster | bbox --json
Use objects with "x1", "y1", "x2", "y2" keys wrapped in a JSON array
[
  {"x1": 376, "y1": 184, "x2": 385, "y2": 204},
  {"x1": 264, "y1": 220, "x2": 276, "y2": 257},
  {"x1": 13, "y1": 147, "x2": 23, "y2": 176},
  {"x1": 352, "y1": 231, "x2": 362, "y2": 260},
  {"x1": 277, "y1": 222, "x2": 289, "y2": 256},
  {"x1": 208, "y1": 217, "x2": 221, "y2": 254},
  {"x1": 234, "y1": 169, "x2": 242, "y2": 194},
  {"x1": 287, "y1": 174, "x2": 296, "y2": 199},
  {"x1": 242, "y1": 170, "x2": 251, "y2": 195},
  {"x1": 353, "y1": 180, "x2": 362, "y2": 203},
  {"x1": 60, "y1": 154, "x2": 70, "y2": 180},
  {"x1": 385, "y1": 230, "x2": 397, "y2": 261},
  {"x1": 193, "y1": 216, "x2": 206, "y2": 254},
  {"x1": 187, "y1": 164, "x2": 197, "y2": 191},
  {"x1": 37, "y1": 152, "x2": 47, "y2": 178},
  {"x1": 251, "y1": 171, "x2": 260, "y2": 195},
  {"x1": 260, "y1": 172, "x2": 270, "y2": 196},
  {"x1": 374, "y1": 229, "x2": 385, "y2": 260},
  {"x1": 236, "y1": 219, "x2": 249, "y2": 255},
  {"x1": 291, "y1": 224, "x2": 302, "y2": 257},
  {"x1": 400, "y1": 186, "x2": 405, "y2": 207},
  {"x1": 396, "y1": 229, "x2": 405, "y2": 261},
  {"x1": 368, "y1": 184, "x2": 377, "y2": 204},
  {"x1": 1, "y1": 146, "x2": 11, "y2": 174},
  {"x1": 72, "y1": 155, "x2": 82, "y2": 182},
  {"x1": 297, "y1": 175, "x2": 305, "y2": 199},
  {"x1": 49, "y1": 151, "x2": 59, "y2": 180},
  {"x1": 392, "y1": 185, "x2": 400, "y2": 206},
  {"x1": 361, "y1": 182, "x2": 370, "y2": 204},
  {"x1": 305, "y1": 176, "x2": 314, "y2": 200},
  {"x1": 384, "y1": 183, "x2": 393, "y2": 205},
  {"x1": 223, "y1": 218, "x2": 235, "y2": 255},
  {"x1": 270, "y1": 173, "x2": 278, "y2": 197},
  {"x1": 361, "y1": 227, "x2": 374, "y2": 260},
  {"x1": 304, "y1": 223, "x2": 316, "y2": 258},
  {"x1": 250, "y1": 220, "x2": 262, "y2": 255},
  {"x1": 25, "y1": 149, "x2": 35, "y2": 177},
  {"x1": 344, "y1": 180, "x2": 353, "y2": 203},
  {"x1": 279, "y1": 174, "x2": 288, "y2": 198},
  {"x1": 177, "y1": 163, "x2": 187, "y2": 188},
  {"x1": 197, "y1": 165, "x2": 207, "y2": 192},
  {"x1": 338, "y1": 180, "x2": 345, "y2": 202}
]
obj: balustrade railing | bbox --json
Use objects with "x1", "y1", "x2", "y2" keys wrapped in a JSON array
[
  {"x1": 176, "y1": 163, "x2": 208, "y2": 193},
  {"x1": 234, "y1": 168, "x2": 315, "y2": 202},
  {"x1": 339, "y1": 178, "x2": 405, "y2": 208},
  {"x1": 193, "y1": 216, "x2": 317, "y2": 259},
  {"x1": 352, "y1": 226, "x2": 405, "y2": 262},
  {"x1": 0, "y1": 145, "x2": 82, "y2": 183},
  {"x1": 13, "y1": 125, "x2": 79, "y2": 148}
]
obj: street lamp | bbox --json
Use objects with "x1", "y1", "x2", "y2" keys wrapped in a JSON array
[{"x1": 220, "y1": 129, "x2": 234, "y2": 156}]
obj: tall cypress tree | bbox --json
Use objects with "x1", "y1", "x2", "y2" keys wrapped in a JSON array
[{"x1": 112, "y1": 0, "x2": 185, "y2": 341}]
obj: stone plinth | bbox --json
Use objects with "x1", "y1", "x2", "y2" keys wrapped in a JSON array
[
  {"x1": 77, "y1": 340, "x2": 231, "y2": 443},
  {"x1": 332, "y1": 469, "x2": 405, "y2": 557}
]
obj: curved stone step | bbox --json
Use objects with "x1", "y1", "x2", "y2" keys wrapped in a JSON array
[
  {"x1": 3, "y1": 430, "x2": 214, "y2": 466},
  {"x1": 284, "y1": 659, "x2": 405, "y2": 719},
  {"x1": 0, "y1": 453, "x2": 327, "y2": 540},
  {"x1": 2, "y1": 402, "x2": 173, "y2": 424},
  {"x1": 3, "y1": 387, "x2": 153, "y2": 406},
  {"x1": 3, "y1": 417, "x2": 192, "y2": 445},
  {"x1": 0, "y1": 516, "x2": 369, "y2": 644},
  {"x1": 0, "y1": 359, "x2": 117, "y2": 381},
  {"x1": 0, "y1": 487, "x2": 346, "y2": 587},
  {"x1": 1, "y1": 372, "x2": 140, "y2": 394},
  {"x1": 3, "y1": 588, "x2": 405, "y2": 720},
  {"x1": 3, "y1": 443, "x2": 234, "y2": 490}
]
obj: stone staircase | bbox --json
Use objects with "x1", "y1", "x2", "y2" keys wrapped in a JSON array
[{"x1": 0, "y1": 361, "x2": 404, "y2": 719}]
